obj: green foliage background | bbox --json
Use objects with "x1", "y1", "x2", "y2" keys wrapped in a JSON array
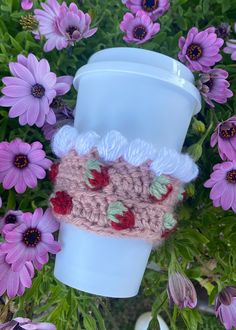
[{"x1": 0, "y1": 0, "x2": 236, "y2": 329}]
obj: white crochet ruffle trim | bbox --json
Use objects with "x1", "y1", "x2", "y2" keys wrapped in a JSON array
[{"x1": 52, "y1": 125, "x2": 198, "y2": 183}]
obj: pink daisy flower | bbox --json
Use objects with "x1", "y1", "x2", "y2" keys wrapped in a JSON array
[
  {"x1": 0, "y1": 318, "x2": 55, "y2": 330},
  {"x1": 0, "y1": 208, "x2": 60, "y2": 271},
  {"x1": 0, "y1": 53, "x2": 59, "y2": 127},
  {"x1": 197, "y1": 68, "x2": 233, "y2": 108},
  {"x1": 0, "y1": 210, "x2": 23, "y2": 235},
  {"x1": 178, "y1": 27, "x2": 224, "y2": 72},
  {"x1": 0, "y1": 251, "x2": 34, "y2": 298},
  {"x1": 122, "y1": 0, "x2": 170, "y2": 21},
  {"x1": 21, "y1": 0, "x2": 33, "y2": 10},
  {"x1": 211, "y1": 116, "x2": 236, "y2": 161},
  {"x1": 34, "y1": 1, "x2": 97, "y2": 52},
  {"x1": 120, "y1": 11, "x2": 160, "y2": 44},
  {"x1": 0, "y1": 139, "x2": 52, "y2": 194},
  {"x1": 204, "y1": 161, "x2": 236, "y2": 213}
]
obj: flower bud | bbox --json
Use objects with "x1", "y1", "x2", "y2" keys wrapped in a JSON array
[
  {"x1": 192, "y1": 119, "x2": 206, "y2": 135},
  {"x1": 187, "y1": 143, "x2": 203, "y2": 161}
]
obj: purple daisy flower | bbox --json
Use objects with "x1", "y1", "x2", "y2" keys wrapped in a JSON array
[
  {"x1": 0, "y1": 318, "x2": 55, "y2": 330},
  {"x1": 204, "y1": 161, "x2": 236, "y2": 213},
  {"x1": 168, "y1": 272, "x2": 197, "y2": 309},
  {"x1": 21, "y1": 0, "x2": 33, "y2": 11},
  {"x1": 0, "y1": 139, "x2": 52, "y2": 194},
  {"x1": 34, "y1": 1, "x2": 97, "y2": 52},
  {"x1": 0, "y1": 210, "x2": 23, "y2": 235},
  {"x1": 0, "y1": 53, "x2": 61, "y2": 127},
  {"x1": 57, "y1": 3, "x2": 97, "y2": 47},
  {"x1": 215, "y1": 286, "x2": 236, "y2": 330},
  {"x1": 34, "y1": 0, "x2": 64, "y2": 51},
  {"x1": 0, "y1": 251, "x2": 34, "y2": 298},
  {"x1": 224, "y1": 40, "x2": 236, "y2": 61},
  {"x1": 120, "y1": 10, "x2": 160, "y2": 44},
  {"x1": 211, "y1": 116, "x2": 236, "y2": 161},
  {"x1": 0, "y1": 208, "x2": 60, "y2": 271},
  {"x1": 197, "y1": 68, "x2": 233, "y2": 108},
  {"x1": 122, "y1": 0, "x2": 170, "y2": 21},
  {"x1": 178, "y1": 27, "x2": 224, "y2": 72}
]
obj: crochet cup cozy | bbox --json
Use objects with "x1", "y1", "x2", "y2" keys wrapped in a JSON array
[{"x1": 50, "y1": 126, "x2": 198, "y2": 244}]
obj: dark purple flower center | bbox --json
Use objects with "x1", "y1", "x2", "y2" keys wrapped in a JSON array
[
  {"x1": 226, "y1": 170, "x2": 236, "y2": 184},
  {"x1": 141, "y1": 0, "x2": 159, "y2": 12},
  {"x1": 133, "y1": 25, "x2": 147, "y2": 40},
  {"x1": 66, "y1": 26, "x2": 80, "y2": 39},
  {"x1": 5, "y1": 214, "x2": 17, "y2": 224},
  {"x1": 187, "y1": 44, "x2": 203, "y2": 61},
  {"x1": 219, "y1": 123, "x2": 236, "y2": 139},
  {"x1": 205, "y1": 78, "x2": 214, "y2": 91},
  {"x1": 216, "y1": 23, "x2": 231, "y2": 39},
  {"x1": 51, "y1": 96, "x2": 65, "y2": 110},
  {"x1": 31, "y1": 83, "x2": 45, "y2": 98},
  {"x1": 14, "y1": 154, "x2": 29, "y2": 169},
  {"x1": 23, "y1": 228, "x2": 41, "y2": 247}
]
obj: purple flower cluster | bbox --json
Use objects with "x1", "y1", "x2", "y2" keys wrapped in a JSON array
[
  {"x1": 178, "y1": 27, "x2": 233, "y2": 108},
  {"x1": 204, "y1": 116, "x2": 236, "y2": 213},
  {"x1": 120, "y1": 0, "x2": 170, "y2": 44},
  {"x1": 167, "y1": 274, "x2": 236, "y2": 330},
  {"x1": 34, "y1": 0, "x2": 97, "y2": 52},
  {"x1": 0, "y1": 208, "x2": 60, "y2": 298}
]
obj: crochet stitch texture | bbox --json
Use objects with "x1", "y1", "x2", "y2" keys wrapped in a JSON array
[
  {"x1": 50, "y1": 126, "x2": 198, "y2": 244},
  {"x1": 51, "y1": 150, "x2": 181, "y2": 243}
]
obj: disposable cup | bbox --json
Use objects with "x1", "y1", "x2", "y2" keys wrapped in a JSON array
[{"x1": 54, "y1": 47, "x2": 201, "y2": 298}]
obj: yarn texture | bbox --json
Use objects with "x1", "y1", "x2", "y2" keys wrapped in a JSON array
[
  {"x1": 52, "y1": 126, "x2": 198, "y2": 182},
  {"x1": 50, "y1": 127, "x2": 198, "y2": 244}
]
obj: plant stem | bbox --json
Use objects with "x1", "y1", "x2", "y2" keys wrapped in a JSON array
[{"x1": 170, "y1": 305, "x2": 178, "y2": 330}]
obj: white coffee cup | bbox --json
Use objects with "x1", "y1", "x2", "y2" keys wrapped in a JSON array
[{"x1": 54, "y1": 47, "x2": 201, "y2": 298}]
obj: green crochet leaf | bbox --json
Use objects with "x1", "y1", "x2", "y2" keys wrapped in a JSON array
[
  {"x1": 107, "y1": 201, "x2": 127, "y2": 223},
  {"x1": 149, "y1": 175, "x2": 170, "y2": 199},
  {"x1": 163, "y1": 213, "x2": 177, "y2": 230},
  {"x1": 86, "y1": 159, "x2": 102, "y2": 172}
]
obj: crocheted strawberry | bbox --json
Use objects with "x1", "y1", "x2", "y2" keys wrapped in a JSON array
[
  {"x1": 149, "y1": 175, "x2": 173, "y2": 202},
  {"x1": 84, "y1": 159, "x2": 109, "y2": 190},
  {"x1": 48, "y1": 162, "x2": 59, "y2": 183},
  {"x1": 161, "y1": 213, "x2": 177, "y2": 238},
  {"x1": 50, "y1": 191, "x2": 73, "y2": 215},
  {"x1": 107, "y1": 201, "x2": 135, "y2": 230}
]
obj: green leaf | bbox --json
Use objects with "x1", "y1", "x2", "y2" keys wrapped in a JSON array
[
  {"x1": 83, "y1": 315, "x2": 97, "y2": 330},
  {"x1": 8, "y1": 33, "x2": 23, "y2": 52}
]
